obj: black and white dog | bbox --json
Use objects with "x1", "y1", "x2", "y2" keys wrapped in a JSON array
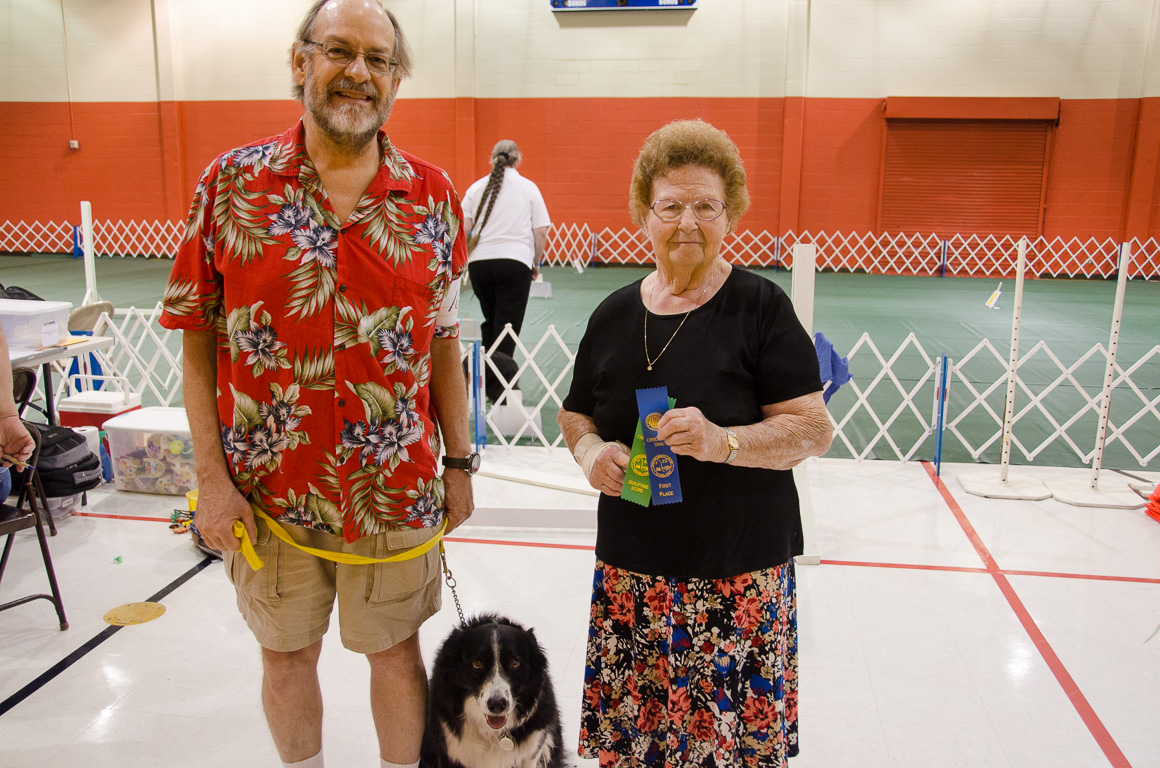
[{"x1": 421, "y1": 614, "x2": 567, "y2": 768}]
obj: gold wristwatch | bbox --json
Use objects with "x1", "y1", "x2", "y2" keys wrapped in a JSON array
[{"x1": 724, "y1": 427, "x2": 738, "y2": 464}]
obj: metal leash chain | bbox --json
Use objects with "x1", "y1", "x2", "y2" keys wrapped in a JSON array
[{"x1": 439, "y1": 544, "x2": 467, "y2": 628}]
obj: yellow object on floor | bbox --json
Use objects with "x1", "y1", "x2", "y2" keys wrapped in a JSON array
[{"x1": 104, "y1": 602, "x2": 166, "y2": 626}]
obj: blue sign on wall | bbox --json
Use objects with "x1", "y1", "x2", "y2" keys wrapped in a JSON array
[{"x1": 550, "y1": 0, "x2": 697, "y2": 11}]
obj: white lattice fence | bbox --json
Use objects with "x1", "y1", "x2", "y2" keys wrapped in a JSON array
[
  {"x1": 93, "y1": 220, "x2": 184, "y2": 258},
  {"x1": 945, "y1": 340, "x2": 1160, "y2": 467},
  {"x1": 28, "y1": 304, "x2": 1156, "y2": 470},
  {"x1": 5, "y1": 219, "x2": 1160, "y2": 279},
  {"x1": 1, "y1": 221, "x2": 73, "y2": 254}
]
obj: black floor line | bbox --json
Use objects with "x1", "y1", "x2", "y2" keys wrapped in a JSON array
[
  {"x1": 0, "y1": 556, "x2": 216, "y2": 717},
  {"x1": 1111, "y1": 467, "x2": 1155, "y2": 484}
]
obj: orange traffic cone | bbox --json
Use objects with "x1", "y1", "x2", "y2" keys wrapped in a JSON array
[{"x1": 1146, "y1": 484, "x2": 1160, "y2": 524}]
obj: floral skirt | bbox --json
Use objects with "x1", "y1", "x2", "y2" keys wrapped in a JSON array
[{"x1": 579, "y1": 560, "x2": 799, "y2": 767}]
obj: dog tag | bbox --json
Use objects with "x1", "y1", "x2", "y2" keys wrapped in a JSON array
[{"x1": 499, "y1": 735, "x2": 514, "y2": 751}]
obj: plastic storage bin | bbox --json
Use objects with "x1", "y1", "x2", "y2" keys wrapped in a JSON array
[
  {"x1": 0, "y1": 299, "x2": 71, "y2": 351},
  {"x1": 104, "y1": 407, "x2": 196, "y2": 495}
]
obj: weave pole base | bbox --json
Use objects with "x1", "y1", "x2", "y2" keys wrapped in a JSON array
[
  {"x1": 959, "y1": 472, "x2": 1051, "y2": 501},
  {"x1": 1129, "y1": 482, "x2": 1156, "y2": 500},
  {"x1": 1047, "y1": 478, "x2": 1146, "y2": 510}
]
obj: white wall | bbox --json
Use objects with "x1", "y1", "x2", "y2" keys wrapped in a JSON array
[
  {"x1": 470, "y1": 0, "x2": 788, "y2": 98},
  {"x1": 1, "y1": 0, "x2": 156, "y2": 102},
  {"x1": 3, "y1": 0, "x2": 1159, "y2": 103},
  {"x1": 808, "y1": 0, "x2": 1156, "y2": 99}
]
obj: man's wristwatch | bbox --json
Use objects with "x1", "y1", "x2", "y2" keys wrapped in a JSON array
[
  {"x1": 723, "y1": 427, "x2": 739, "y2": 464},
  {"x1": 442, "y1": 452, "x2": 481, "y2": 475}
]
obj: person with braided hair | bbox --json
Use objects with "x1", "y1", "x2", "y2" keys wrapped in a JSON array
[{"x1": 461, "y1": 140, "x2": 551, "y2": 401}]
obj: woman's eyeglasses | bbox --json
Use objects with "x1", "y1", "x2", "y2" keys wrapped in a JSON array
[{"x1": 649, "y1": 198, "x2": 726, "y2": 222}]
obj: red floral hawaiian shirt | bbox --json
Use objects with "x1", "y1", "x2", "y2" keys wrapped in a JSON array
[{"x1": 160, "y1": 121, "x2": 467, "y2": 542}]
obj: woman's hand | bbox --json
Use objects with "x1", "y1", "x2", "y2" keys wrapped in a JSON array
[
  {"x1": 656, "y1": 406, "x2": 728, "y2": 463},
  {"x1": 588, "y1": 442, "x2": 629, "y2": 496},
  {"x1": 0, "y1": 414, "x2": 34, "y2": 467}
]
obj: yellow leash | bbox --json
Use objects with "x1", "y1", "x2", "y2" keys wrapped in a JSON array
[{"x1": 232, "y1": 506, "x2": 446, "y2": 571}]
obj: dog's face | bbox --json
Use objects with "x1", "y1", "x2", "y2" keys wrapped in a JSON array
[{"x1": 455, "y1": 620, "x2": 546, "y2": 733}]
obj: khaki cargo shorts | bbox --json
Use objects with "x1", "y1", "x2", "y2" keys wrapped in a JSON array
[{"x1": 222, "y1": 516, "x2": 442, "y2": 654}]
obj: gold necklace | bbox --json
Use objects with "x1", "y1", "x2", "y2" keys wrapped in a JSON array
[{"x1": 643, "y1": 262, "x2": 718, "y2": 371}]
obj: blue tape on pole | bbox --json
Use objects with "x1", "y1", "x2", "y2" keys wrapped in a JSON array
[
  {"x1": 934, "y1": 355, "x2": 949, "y2": 476},
  {"x1": 472, "y1": 340, "x2": 486, "y2": 450}
]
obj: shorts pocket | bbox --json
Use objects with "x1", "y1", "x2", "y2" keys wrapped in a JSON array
[
  {"x1": 226, "y1": 520, "x2": 281, "y2": 604},
  {"x1": 367, "y1": 530, "x2": 437, "y2": 605}
]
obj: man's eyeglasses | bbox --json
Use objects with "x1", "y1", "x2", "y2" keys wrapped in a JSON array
[
  {"x1": 649, "y1": 198, "x2": 727, "y2": 222},
  {"x1": 304, "y1": 39, "x2": 397, "y2": 76}
]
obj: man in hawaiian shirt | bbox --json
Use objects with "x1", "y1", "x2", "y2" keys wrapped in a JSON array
[{"x1": 159, "y1": 2, "x2": 475, "y2": 767}]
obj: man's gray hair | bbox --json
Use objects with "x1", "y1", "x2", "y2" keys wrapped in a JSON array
[{"x1": 291, "y1": 0, "x2": 414, "y2": 100}]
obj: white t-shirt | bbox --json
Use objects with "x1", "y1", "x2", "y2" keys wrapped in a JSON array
[{"x1": 461, "y1": 167, "x2": 551, "y2": 269}]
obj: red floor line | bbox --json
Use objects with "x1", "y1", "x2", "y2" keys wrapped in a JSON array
[
  {"x1": 820, "y1": 559, "x2": 988, "y2": 574},
  {"x1": 73, "y1": 511, "x2": 173, "y2": 523},
  {"x1": 69, "y1": 513, "x2": 1160, "y2": 587},
  {"x1": 921, "y1": 461, "x2": 1131, "y2": 768},
  {"x1": 1001, "y1": 569, "x2": 1160, "y2": 585},
  {"x1": 445, "y1": 536, "x2": 595, "y2": 551}
]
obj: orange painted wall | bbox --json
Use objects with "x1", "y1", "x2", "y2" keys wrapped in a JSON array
[
  {"x1": 2, "y1": 96, "x2": 1158, "y2": 242},
  {"x1": 797, "y1": 98, "x2": 885, "y2": 234},
  {"x1": 1044, "y1": 99, "x2": 1142, "y2": 240},
  {"x1": 467, "y1": 98, "x2": 784, "y2": 233}
]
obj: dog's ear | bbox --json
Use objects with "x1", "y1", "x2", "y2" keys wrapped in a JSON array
[{"x1": 523, "y1": 626, "x2": 549, "y2": 673}]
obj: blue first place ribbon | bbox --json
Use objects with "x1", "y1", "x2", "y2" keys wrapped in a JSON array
[{"x1": 636, "y1": 386, "x2": 683, "y2": 505}]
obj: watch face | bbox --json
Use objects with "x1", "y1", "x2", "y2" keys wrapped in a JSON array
[{"x1": 469, "y1": 453, "x2": 481, "y2": 472}]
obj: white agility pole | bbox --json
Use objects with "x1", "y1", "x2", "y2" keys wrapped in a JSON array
[
  {"x1": 80, "y1": 201, "x2": 102, "y2": 305},
  {"x1": 960, "y1": 237, "x2": 1051, "y2": 500},
  {"x1": 790, "y1": 243, "x2": 821, "y2": 566},
  {"x1": 1048, "y1": 243, "x2": 1145, "y2": 509}
]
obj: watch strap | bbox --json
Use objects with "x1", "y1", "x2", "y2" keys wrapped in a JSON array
[
  {"x1": 442, "y1": 453, "x2": 480, "y2": 474},
  {"x1": 724, "y1": 427, "x2": 739, "y2": 464}
]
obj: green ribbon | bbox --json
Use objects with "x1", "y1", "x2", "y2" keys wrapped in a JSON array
[{"x1": 621, "y1": 396, "x2": 675, "y2": 506}]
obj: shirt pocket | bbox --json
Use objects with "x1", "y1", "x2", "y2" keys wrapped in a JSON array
[{"x1": 390, "y1": 273, "x2": 441, "y2": 352}]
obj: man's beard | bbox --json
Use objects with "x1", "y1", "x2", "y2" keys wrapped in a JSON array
[{"x1": 303, "y1": 69, "x2": 395, "y2": 153}]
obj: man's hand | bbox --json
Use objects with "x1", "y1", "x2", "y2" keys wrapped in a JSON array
[
  {"x1": 195, "y1": 480, "x2": 255, "y2": 552},
  {"x1": 0, "y1": 414, "x2": 34, "y2": 467},
  {"x1": 441, "y1": 469, "x2": 474, "y2": 533}
]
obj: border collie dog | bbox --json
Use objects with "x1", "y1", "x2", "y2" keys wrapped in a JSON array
[{"x1": 421, "y1": 614, "x2": 567, "y2": 768}]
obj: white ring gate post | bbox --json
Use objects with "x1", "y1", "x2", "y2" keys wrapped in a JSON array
[
  {"x1": 80, "y1": 201, "x2": 102, "y2": 306},
  {"x1": 959, "y1": 237, "x2": 1052, "y2": 500},
  {"x1": 790, "y1": 243, "x2": 821, "y2": 566},
  {"x1": 1048, "y1": 243, "x2": 1146, "y2": 509}
]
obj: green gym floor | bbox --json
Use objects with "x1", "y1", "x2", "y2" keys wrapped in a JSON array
[{"x1": 3, "y1": 254, "x2": 1157, "y2": 469}]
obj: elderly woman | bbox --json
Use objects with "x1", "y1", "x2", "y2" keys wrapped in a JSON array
[{"x1": 558, "y1": 119, "x2": 833, "y2": 767}]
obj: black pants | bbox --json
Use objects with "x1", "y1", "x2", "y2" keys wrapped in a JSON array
[{"x1": 468, "y1": 258, "x2": 533, "y2": 359}]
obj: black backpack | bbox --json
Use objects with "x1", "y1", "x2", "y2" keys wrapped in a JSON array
[
  {"x1": 0, "y1": 283, "x2": 45, "y2": 302},
  {"x1": 16, "y1": 424, "x2": 104, "y2": 498}
]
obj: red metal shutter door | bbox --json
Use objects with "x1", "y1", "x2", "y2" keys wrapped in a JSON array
[{"x1": 880, "y1": 121, "x2": 1049, "y2": 238}]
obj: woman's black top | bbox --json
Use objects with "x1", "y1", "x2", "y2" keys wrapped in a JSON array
[{"x1": 562, "y1": 267, "x2": 823, "y2": 580}]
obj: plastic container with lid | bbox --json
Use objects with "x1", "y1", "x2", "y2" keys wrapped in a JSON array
[
  {"x1": 103, "y1": 407, "x2": 196, "y2": 496},
  {"x1": 0, "y1": 298, "x2": 72, "y2": 351}
]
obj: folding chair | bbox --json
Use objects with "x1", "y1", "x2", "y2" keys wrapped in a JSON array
[
  {"x1": 0, "y1": 421, "x2": 68, "y2": 630},
  {"x1": 11, "y1": 367, "x2": 41, "y2": 421}
]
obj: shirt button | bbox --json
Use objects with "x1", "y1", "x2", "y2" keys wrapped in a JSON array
[
  {"x1": 339, "y1": 284, "x2": 348, "y2": 293},
  {"x1": 338, "y1": 398, "x2": 346, "y2": 408}
]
